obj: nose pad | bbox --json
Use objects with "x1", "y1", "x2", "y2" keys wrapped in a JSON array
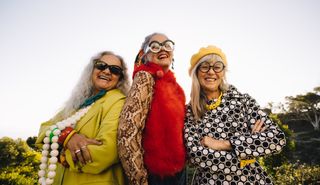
[
  {"x1": 102, "y1": 67, "x2": 112, "y2": 74},
  {"x1": 159, "y1": 46, "x2": 165, "y2": 52},
  {"x1": 207, "y1": 67, "x2": 216, "y2": 74}
]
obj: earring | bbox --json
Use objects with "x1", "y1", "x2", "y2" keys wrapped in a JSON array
[{"x1": 171, "y1": 59, "x2": 175, "y2": 70}]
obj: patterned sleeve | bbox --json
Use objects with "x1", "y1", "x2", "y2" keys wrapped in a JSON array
[
  {"x1": 117, "y1": 71, "x2": 154, "y2": 185},
  {"x1": 229, "y1": 94, "x2": 286, "y2": 160},
  {"x1": 184, "y1": 107, "x2": 240, "y2": 174}
]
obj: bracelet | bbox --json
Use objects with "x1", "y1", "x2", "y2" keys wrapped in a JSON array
[
  {"x1": 63, "y1": 130, "x2": 77, "y2": 148},
  {"x1": 58, "y1": 127, "x2": 74, "y2": 145}
]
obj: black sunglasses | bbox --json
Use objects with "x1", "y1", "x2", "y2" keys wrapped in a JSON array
[{"x1": 94, "y1": 60, "x2": 123, "y2": 76}]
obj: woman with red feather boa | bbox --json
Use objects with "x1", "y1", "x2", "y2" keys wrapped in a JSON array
[{"x1": 118, "y1": 33, "x2": 186, "y2": 185}]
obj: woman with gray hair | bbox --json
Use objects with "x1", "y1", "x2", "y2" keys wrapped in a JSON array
[
  {"x1": 118, "y1": 33, "x2": 186, "y2": 185},
  {"x1": 184, "y1": 45, "x2": 286, "y2": 184},
  {"x1": 36, "y1": 51, "x2": 129, "y2": 185}
]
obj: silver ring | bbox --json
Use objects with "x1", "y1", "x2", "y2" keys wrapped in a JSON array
[
  {"x1": 81, "y1": 145, "x2": 87, "y2": 150},
  {"x1": 75, "y1": 149, "x2": 81, "y2": 154}
]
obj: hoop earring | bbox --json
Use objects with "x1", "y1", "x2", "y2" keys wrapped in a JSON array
[{"x1": 171, "y1": 58, "x2": 175, "y2": 70}]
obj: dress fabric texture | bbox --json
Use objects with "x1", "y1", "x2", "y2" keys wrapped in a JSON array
[
  {"x1": 184, "y1": 85, "x2": 286, "y2": 185},
  {"x1": 36, "y1": 89, "x2": 126, "y2": 185},
  {"x1": 118, "y1": 62, "x2": 186, "y2": 185}
]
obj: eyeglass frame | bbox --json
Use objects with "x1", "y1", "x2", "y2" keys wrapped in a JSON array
[
  {"x1": 93, "y1": 59, "x2": 123, "y2": 77},
  {"x1": 197, "y1": 61, "x2": 225, "y2": 73},
  {"x1": 146, "y1": 40, "x2": 175, "y2": 53}
]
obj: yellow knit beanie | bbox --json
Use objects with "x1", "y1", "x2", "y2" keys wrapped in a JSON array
[{"x1": 189, "y1": 45, "x2": 227, "y2": 75}]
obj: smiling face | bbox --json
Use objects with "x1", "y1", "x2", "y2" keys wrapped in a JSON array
[
  {"x1": 145, "y1": 34, "x2": 173, "y2": 72},
  {"x1": 197, "y1": 60, "x2": 225, "y2": 99},
  {"x1": 92, "y1": 54, "x2": 122, "y2": 94}
]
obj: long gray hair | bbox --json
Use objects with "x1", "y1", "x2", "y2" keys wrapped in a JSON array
[
  {"x1": 56, "y1": 51, "x2": 130, "y2": 120},
  {"x1": 190, "y1": 54, "x2": 229, "y2": 120}
]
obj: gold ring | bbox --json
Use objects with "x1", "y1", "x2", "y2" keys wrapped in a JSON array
[{"x1": 75, "y1": 149, "x2": 81, "y2": 154}]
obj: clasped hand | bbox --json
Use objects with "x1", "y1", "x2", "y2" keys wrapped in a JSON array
[{"x1": 65, "y1": 133, "x2": 102, "y2": 165}]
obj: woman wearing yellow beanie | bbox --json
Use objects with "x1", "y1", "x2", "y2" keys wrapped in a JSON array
[{"x1": 184, "y1": 45, "x2": 286, "y2": 184}]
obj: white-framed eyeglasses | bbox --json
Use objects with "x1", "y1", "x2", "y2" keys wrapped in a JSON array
[{"x1": 146, "y1": 40, "x2": 175, "y2": 53}]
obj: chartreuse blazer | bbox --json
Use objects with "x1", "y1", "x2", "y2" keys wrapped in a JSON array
[{"x1": 36, "y1": 89, "x2": 126, "y2": 185}]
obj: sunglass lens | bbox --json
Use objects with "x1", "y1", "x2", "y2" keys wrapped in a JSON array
[
  {"x1": 109, "y1": 66, "x2": 123, "y2": 76},
  {"x1": 95, "y1": 62, "x2": 107, "y2": 70}
]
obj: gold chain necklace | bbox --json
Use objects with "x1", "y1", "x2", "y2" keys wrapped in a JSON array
[{"x1": 205, "y1": 92, "x2": 223, "y2": 110}]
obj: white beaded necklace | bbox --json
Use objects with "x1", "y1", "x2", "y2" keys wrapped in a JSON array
[{"x1": 38, "y1": 104, "x2": 93, "y2": 185}]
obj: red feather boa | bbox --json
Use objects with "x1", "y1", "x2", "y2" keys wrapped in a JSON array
[{"x1": 133, "y1": 63, "x2": 186, "y2": 177}]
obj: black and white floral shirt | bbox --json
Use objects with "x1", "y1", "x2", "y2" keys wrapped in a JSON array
[{"x1": 184, "y1": 85, "x2": 286, "y2": 185}]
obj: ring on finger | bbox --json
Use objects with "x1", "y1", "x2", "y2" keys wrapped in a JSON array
[
  {"x1": 75, "y1": 149, "x2": 81, "y2": 154},
  {"x1": 81, "y1": 145, "x2": 87, "y2": 150}
]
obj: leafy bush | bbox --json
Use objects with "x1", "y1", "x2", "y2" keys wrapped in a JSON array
[
  {"x1": 0, "y1": 137, "x2": 40, "y2": 185},
  {"x1": 272, "y1": 163, "x2": 320, "y2": 185},
  {"x1": 0, "y1": 166, "x2": 38, "y2": 185}
]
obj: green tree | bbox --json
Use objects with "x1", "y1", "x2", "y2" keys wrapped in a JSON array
[
  {"x1": 261, "y1": 114, "x2": 296, "y2": 176},
  {"x1": 285, "y1": 86, "x2": 320, "y2": 131},
  {"x1": 0, "y1": 137, "x2": 40, "y2": 185},
  {"x1": 26, "y1": 136, "x2": 39, "y2": 151}
]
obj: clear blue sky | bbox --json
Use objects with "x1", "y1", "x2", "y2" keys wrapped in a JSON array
[{"x1": 1, "y1": 0, "x2": 319, "y2": 139}]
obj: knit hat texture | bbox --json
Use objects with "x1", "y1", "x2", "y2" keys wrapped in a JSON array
[{"x1": 189, "y1": 45, "x2": 227, "y2": 75}]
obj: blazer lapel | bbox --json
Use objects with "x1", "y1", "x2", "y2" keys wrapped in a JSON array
[{"x1": 75, "y1": 96, "x2": 105, "y2": 131}]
